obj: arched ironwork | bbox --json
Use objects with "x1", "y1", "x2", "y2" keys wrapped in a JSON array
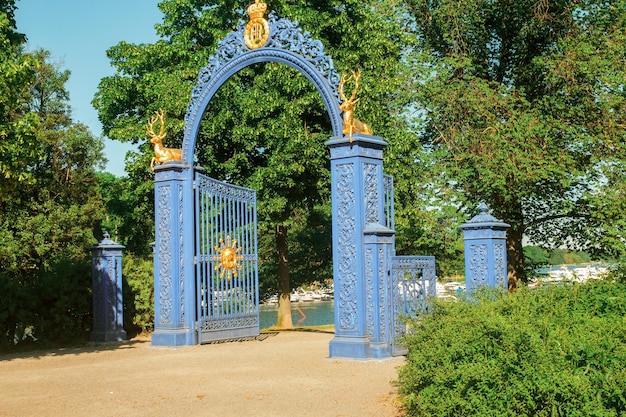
[{"x1": 182, "y1": 12, "x2": 343, "y2": 164}]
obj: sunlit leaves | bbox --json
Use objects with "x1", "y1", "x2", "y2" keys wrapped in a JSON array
[
  {"x1": 406, "y1": 0, "x2": 626, "y2": 282},
  {"x1": 0, "y1": 8, "x2": 41, "y2": 196}
]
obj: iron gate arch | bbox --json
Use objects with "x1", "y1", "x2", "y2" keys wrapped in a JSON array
[
  {"x1": 181, "y1": 11, "x2": 344, "y2": 165},
  {"x1": 180, "y1": 11, "x2": 345, "y2": 346}
]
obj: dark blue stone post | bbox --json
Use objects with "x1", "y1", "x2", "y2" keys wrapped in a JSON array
[
  {"x1": 460, "y1": 203, "x2": 510, "y2": 294},
  {"x1": 91, "y1": 232, "x2": 127, "y2": 342}
]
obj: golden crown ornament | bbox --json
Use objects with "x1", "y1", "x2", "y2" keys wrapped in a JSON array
[{"x1": 244, "y1": 0, "x2": 270, "y2": 49}]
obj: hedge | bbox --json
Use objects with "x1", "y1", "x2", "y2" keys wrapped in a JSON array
[{"x1": 398, "y1": 279, "x2": 626, "y2": 417}]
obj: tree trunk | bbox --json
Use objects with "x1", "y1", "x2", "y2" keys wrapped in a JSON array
[
  {"x1": 497, "y1": 199, "x2": 526, "y2": 291},
  {"x1": 275, "y1": 224, "x2": 293, "y2": 329},
  {"x1": 507, "y1": 224, "x2": 525, "y2": 291}
]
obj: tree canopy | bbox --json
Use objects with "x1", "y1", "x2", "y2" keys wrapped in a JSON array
[
  {"x1": 0, "y1": 2, "x2": 106, "y2": 347},
  {"x1": 93, "y1": 0, "x2": 626, "y2": 301},
  {"x1": 0, "y1": 0, "x2": 40, "y2": 197},
  {"x1": 404, "y1": 0, "x2": 626, "y2": 286}
]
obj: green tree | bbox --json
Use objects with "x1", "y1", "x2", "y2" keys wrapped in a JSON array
[
  {"x1": 0, "y1": 0, "x2": 41, "y2": 198},
  {"x1": 404, "y1": 0, "x2": 626, "y2": 288},
  {"x1": 0, "y1": 45, "x2": 105, "y2": 348},
  {"x1": 96, "y1": 172, "x2": 154, "y2": 256},
  {"x1": 93, "y1": 0, "x2": 416, "y2": 328},
  {"x1": 523, "y1": 245, "x2": 551, "y2": 273}
]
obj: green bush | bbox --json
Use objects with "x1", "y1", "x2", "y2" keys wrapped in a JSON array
[
  {"x1": 0, "y1": 256, "x2": 92, "y2": 351},
  {"x1": 398, "y1": 280, "x2": 626, "y2": 417},
  {"x1": 33, "y1": 257, "x2": 93, "y2": 344},
  {"x1": 122, "y1": 254, "x2": 154, "y2": 334}
]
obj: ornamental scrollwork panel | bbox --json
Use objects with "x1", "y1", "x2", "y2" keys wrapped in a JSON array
[
  {"x1": 469, "y1": 244, "x2": 488, "y2": 289},
  {"x1": 494, "y1": 243, "x2": 506, "y2": 288},
  {"x1": 186, "y1": 12, "x2": 341, "y2": 124},
  {"x1": 336, "y1": 163, "x2": 358, "y2": 331},
  {"x1": 364, "y1": 163, "x2": 378, "y2": 225},
  {"x1": 157, "y1": 185, "x2": 173, "y2": 325}
]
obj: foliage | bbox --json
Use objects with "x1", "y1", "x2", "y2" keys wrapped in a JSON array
[
  {"x1": 0, "y1": 255, "x2": 92, "y2": 350},
  {"x1": 0, "y1": 35, "x2": 106, "y2": 349},
  {"x1": 0, "y1": 1, "x2": 41, "y2": 197},
  {"x1": 398, "y1": 280, "x2": 626, "y2": 416},
  {"x1": 404, "y1": 0, "x2": 626, "y2": 287},
  {"x1": 395, "y1": 202, "x2": 465, "y2": 277},
  {"x1": 548, "y1": 248, "x2": 592, "y2": 266},
  {"x1": 524, "y1": 246, "x2": 595, "y2": 275},
  {"x1": 122, "y1": 253, "x2": 154, "y2": 334},
  {"x1": 523, "y1": 245, "x2": 551, "y2": 272},
  {"x1": 96, "y1": 172, "x2": 154, "y2": 256},
  {"x1": 31, "y1": 257, "x2": 93, "y2": 345}
]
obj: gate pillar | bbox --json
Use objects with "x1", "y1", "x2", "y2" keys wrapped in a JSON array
[
  {"x1": 152, "y1": 162, "x2": 197, "y2": 346},
  {"x1": 460, "y1": 202, "x2": 510, "y2": 295},
  {"x1": 326, "y1": 134, "x2": 391, "y2": 359},
  {"x1": 90, "y1": 232, "x2": 126, "y2": 343}
]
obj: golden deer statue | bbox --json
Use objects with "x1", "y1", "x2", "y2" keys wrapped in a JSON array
[
  {"x1": 338, "y1": 70, "x2": 373, "y2": 142},
  {"x1": 147, "y1": 110, "x2": 182, "y2": 171}
]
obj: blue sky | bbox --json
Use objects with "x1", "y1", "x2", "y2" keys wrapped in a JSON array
[{"x1": 14, "y1": 0, "x2": 162, "y2": 176}]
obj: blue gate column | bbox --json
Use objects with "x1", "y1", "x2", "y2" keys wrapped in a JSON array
[
  {"x1": 326, "y1": 133, "x2": 389, "y2": 359},
  {"x1": 152, "y1": 162, "x2": 197, "y2": 346},
  {"x1": 91, "y1": 232, "x2": 126, "y2": 342},
  {"x1": 460, "y1": 203, "x2": 510, "y2": 294}
]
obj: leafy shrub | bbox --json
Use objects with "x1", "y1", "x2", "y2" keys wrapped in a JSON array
[
  {"x1": 0, "y1": 256, "x2": 92, "y2": 351},
  {"x1": 398, "y1": 280, "x2": 626, "y2": 417},
  {"x1": 32, "y1": 257, "x2": 93, "y2": 344},
  {"x1": 122, "y1": 254, "x2": 154, "y2": 334}
]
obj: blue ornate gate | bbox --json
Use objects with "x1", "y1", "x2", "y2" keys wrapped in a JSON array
[
  {"x1": 194, "y1": 172, "x2": 258, "y2": 343},
  {"x1": 151, "y1": 0, "x2": 436, "y2": 356}
]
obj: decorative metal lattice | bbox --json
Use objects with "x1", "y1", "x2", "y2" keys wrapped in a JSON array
[
  {"x1": 194, "y1": 172, "x2": 259, "y2": 343},
  {"x1": 391, "y1": 255, "x2": 436, "y2": 354}
]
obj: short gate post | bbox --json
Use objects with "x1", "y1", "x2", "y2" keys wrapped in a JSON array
[
  {"x1": 460, "y1": 203, "x2": 510, "y2": 294},
  {"x1": 91, "y1": 232, "x2": 127, "y2": 342},
  {"x1": 363, "y1": 223, "x2": 395, "y2": 358}
]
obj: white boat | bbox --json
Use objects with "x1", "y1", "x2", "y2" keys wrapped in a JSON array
[
  {"x1": 443, "y1": 282, "x2": 465, "y2": 293},
  {"x1": 300, "y1": 293, "x2": 314, "y2": 302},
  {"x1": 320, "y1": 293, "x2": 333, "y2": 301},
  {"x1": 545, "y1": 264, "x2": 609, "y2": 283},
  {"x1": 290, "y1": 293, "x2": 300, "y2": 302}
]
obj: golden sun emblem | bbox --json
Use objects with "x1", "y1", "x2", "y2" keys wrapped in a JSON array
[{"x1": 213, "y1": 236, "x2": 244, "y2": 280}]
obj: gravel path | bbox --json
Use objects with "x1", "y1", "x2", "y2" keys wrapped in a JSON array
[{"x1": 0, "y1": 331, "x2": 404, "y2": 417}]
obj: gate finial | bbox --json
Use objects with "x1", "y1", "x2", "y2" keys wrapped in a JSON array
[
  {"x1": 147, "y1": 110, "x2": 182, "y2": 171},
  {"x1": 338, "y1": 70, "x2": 373, "y2": 142},
  {"x1": 244, "y1": 0, "x2": 270, "y2": 49}
]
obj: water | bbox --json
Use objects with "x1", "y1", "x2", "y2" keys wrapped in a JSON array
[
  {"x1": 259, "y1": 300, "x2": 334, "y2": 330},
  {"x1": 535, "y1": 263, "x2": 609, "y2": 277}
]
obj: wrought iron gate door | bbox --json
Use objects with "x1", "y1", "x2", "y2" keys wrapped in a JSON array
[
  {"x1": 391, "y1": 255, "x2": 436, "y2": 355},
  {"x1": 194, "y1": 171, "x2": 259, "y2": 343}
]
